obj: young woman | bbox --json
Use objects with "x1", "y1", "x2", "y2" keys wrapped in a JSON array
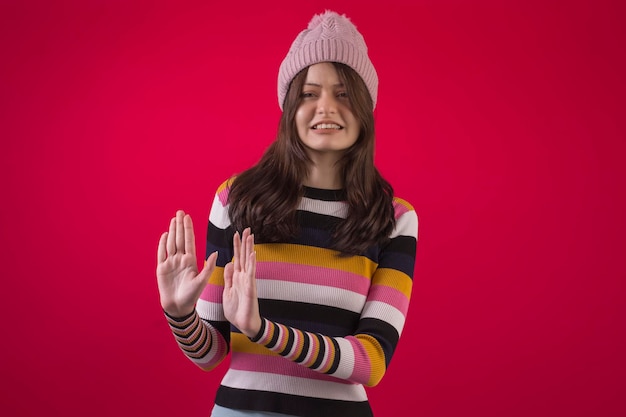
[{"x1": 157, "y1": 11, "x2": 418, "y2": 417}]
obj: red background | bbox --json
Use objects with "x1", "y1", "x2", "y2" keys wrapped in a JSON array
[{"x1": 1, "y1": 0, "x2": 624, "y2": 416}]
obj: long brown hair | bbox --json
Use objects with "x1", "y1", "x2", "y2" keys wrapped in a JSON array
[{"x1": 228, "y1": 62, "x2": 395, "y2": 255}]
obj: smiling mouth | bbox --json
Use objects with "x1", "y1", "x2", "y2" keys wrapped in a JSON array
[{"x1": 312, "y1": 123, "x2": 343, "y2": 130}]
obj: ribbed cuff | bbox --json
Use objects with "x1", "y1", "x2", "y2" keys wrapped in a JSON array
[{"x1": 163, "y1": 309, "x2": 196, "y2": 322}]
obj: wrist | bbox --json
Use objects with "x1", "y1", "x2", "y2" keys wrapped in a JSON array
[
  {"x1": 246, "y1": 317, "x2": 265, "y2": 341},
  {"x1": 162, "y1": 303, "x2": 195, "y2": 319}
]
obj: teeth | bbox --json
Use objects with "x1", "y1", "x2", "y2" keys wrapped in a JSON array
[{"x1": 313, "y1": 123, "x2": 341, "y2": 130}]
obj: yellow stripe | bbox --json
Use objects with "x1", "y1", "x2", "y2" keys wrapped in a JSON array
[
  {"x1": 393, "y1": 196, "x2": 415, "y2": 211},
  {"x1": 276, "y1": 324, "x2": 289, "y2": 353},
  {"x1": 208, "y1": 266, "x2": 225, "y2": 286},
  {"x1": 356, "y1": 334, "x2": 386, "y2": 387},
  {"x1": 231, "y1": 333, "x2": 278, "y2": 356},
  {"x1": 372, "y1": 268, "x2": 413, "y2": 298},
  {"x1": 216, "y1": 177, "x2": 235, "y2": 193},
  {"x1": 256, "y1": 244, "x2": 378, "y2": 278}
]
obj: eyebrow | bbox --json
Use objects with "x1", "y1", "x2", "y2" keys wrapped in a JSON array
[{"x1": 304, "y1": 82, "x2": 345, "y2": 87}]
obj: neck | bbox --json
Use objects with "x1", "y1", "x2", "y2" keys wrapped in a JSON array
[{"x1": 304, "y1": 162, "x2": 343, "y2": 190}]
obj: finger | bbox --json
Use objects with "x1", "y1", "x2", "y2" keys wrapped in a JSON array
[
  {"x1": 198, "y1": 251, "x2": 218, "y2": 284},
  {"x1": 166, "y1": 217, "x2": 176, "y2": 256},
  {"x1": 223, "y1": 262, "x2": 234, "y2": 290},
  {"x1": 176, "y1": 210, "x2": 185, "y2": 254},
  {"x1": 240, "y1": 228, "x2": 250, "y2": 271},
  {"x1": 243, "y1": 232, "x2": 254, "y2": 273},
  {"x1": 184, "y1": 214, "x2": 196, "y2": 257},
  {"x1": 157, "y1": 232, "x2": 168, "y2": 263},
  {"x1": 233, "y1": 231, "x2": 241, "y2": 272},
  {"x1": 247, "y1": 248, "x2": 257, "y2": 287},
  {"x1": 247, "y1": 232, "x2": 255, "y2": 256}
]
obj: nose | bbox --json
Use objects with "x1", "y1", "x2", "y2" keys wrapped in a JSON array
[{"x1": 316, "y1": 91, "x2": 338, "y2": 114}]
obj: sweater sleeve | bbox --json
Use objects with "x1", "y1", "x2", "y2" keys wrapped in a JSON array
[
  {"x1": 164, "y1": 180, "x2": 234, "y2": 371},
  {"x1": 249, "y1": 198, "x2": 418, "y2": 387}
]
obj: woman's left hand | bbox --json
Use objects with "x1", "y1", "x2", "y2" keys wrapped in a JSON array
[{"x1": 223, "y1": 228, "x2": 262, "y2": 338}]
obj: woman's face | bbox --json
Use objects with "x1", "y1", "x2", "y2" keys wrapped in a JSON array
[{"x1": 295, "y1": 63, "x2": 360, "y2": 161}]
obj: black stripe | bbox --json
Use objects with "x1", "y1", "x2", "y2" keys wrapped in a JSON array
[
  {"x1": 356, "y1": 317, "x2": 400, "y2": 367},
  {"x1": 174, "y1": 316, "x2": 201, "y2": 343},
  {"x1": 206, "y1": 222, "x2": 234, "y2": 266},
  {"x1": 205, "y1": 319, "x2": 231, "y2": 353},
  {"x1": 266, "y1": 321, "x2": 280, "y2": 349},
  {"x1": 298, "y1": 210, "x2": 342, "y2": 229},
  {"x1": 163, "y1": 309, "x2": 195, "y2": 322},
  {"x1": 377, "y1": 251, "x2": 416, "y2": 279},
  {"x1": 168, "y1": 318, "x2": 196, "y2": 332},
  {"x1": 294, "y1": 332, "x2": 309, "y2": 363},
  {"x1": 309, "y1": 334, "x2": 326, "y2": 369},
  {"x1": 280, "y1": 326, "x2": 295, "y2": 357},
  {"x1": 294, "y1": 211, "x2": 383, "y2": 261},
  {"x1": 384, "y1": 235, "x2": 417, "y2": 257},
  {"x1": 326, "y1": 337, "x2": 341, "y2": 375},
  {"x1": 179, "y1": 323, "x2": 207, "y2": 351},
  {"x1": 260, "y1": 300, "x2": 360, "y2": 335},
  {"x1": 292, "y1": 224, "x2": 334, "y2": 248},
  {"x1": 216, "y1": 386, "x2": 373, "y2": 417},
  {"x1": 302, "y1": 186, "x2": 347, "y2": 201}
]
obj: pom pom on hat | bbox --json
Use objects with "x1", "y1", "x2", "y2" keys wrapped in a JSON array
[{"x1": 277, "y1": 10, "x2": 378, "y2": 110}]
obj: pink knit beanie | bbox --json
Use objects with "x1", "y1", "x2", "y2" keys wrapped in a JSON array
[{"x1": 277, "y1": 10, "x2": 378, "y2": 110}]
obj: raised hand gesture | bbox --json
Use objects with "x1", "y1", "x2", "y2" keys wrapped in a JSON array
[
  {"x1": 157, "y1": 210, "x2": 217, "y2": 317},
  {"x1": 223, "y1": 228, "x2": 262, "y2": 338}
]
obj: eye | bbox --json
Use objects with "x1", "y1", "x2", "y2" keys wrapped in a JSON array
[
  {"x1": 301, "y1": 91, "x2": 317, "y2": 98},
  {"x1": 337, "y1": 91, "x2": 349, "y2": 99}
]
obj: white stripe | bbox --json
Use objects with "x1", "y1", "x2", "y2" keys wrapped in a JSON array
[
  {"x1": 256, "y1": 280, "x2": 366, "y2": 313},
  {"x1": 221, "y1": 369, "x2": 368, "y2": 401},
  {"x1": 274, "y1": 322, "x2": 286, "y2": 349},
  {"x1": 208, "y1": 194, "x2": 231, "y2": 229},
  {"x1": 332, "y1": 338, "x2": 356, "y2": 380},
  {"x1": 196, "y1": 299, "x2": 225, "y2": 321},
  {"x1": 286, "y1": 329, "x2": 300, "y2": 358},
  {"x1": 390, "y1": 210, "x2": 418, "y2": 239},
  {"x1": 360, "y1": 300, "x2": 406, "y2": 335},
  {"x1": 298, "y1": 197, "x2": 348, "y2": 218}
]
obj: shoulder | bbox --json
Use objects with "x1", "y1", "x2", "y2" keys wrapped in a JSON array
[
  {"x1": 393, "y1": 196, "x2": 416, "y2": 215},
  {"x1": 214, "y1": 177, "x2": 236, "y2": 206},
  {"x1": 391, "y1": 196, "x2": 418, "y2": 239}
]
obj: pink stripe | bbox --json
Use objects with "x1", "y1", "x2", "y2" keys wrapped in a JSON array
[
  {"x1": 393, "y1": 201, "x2": 410, "y2": 220},
  {"x1": 275, "y1": 323, "x2": 287, "y2": 351},
  {"x1": 367, "y1": 284, "x2": 410, "y2": 314},
  {"x1": 345, "y1": 336, "x2": 371, "y2": 384},
  {"x1": 257, "y1": 262, "x2": 370, "y2": 295},
  {"x1": 319, "y1": 336, "x2": 333, "y2": 371},
  {"x1": 303, "y1": 333, "x2": 320, "y2": 367},
  {"x1": 230, "y1": 352, "x2": 352, "y2": 384},
  {"x1": 197, "y1": 326, "x2": 229, "y2": 371},
  {"x1": 217, "y1": 186, "x2": 230, "y2": 206},
  {"x1": 199, "y1": 283, "x2": 223, "y2": 303},
  {"x1": 259, "y1": 320, "x2": 275, "y2": 345}
]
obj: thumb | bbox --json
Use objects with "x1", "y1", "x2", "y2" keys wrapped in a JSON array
[{"x1": 198, "y1": 251, "x2": 218, "y2": 283}]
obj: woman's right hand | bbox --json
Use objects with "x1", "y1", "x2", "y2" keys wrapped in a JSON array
[{"x1": 156, "y1": 210, "x2": 218, "y2": 317}]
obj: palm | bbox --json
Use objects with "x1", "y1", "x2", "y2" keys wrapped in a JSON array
[
  {"x1": 156, "y1": 211, "x2": 217, "y2": 317},
  {"x1": 223, "y1": 228, "x2": 262, "y2": 338}
]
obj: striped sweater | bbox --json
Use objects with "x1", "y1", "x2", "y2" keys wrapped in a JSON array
[{"x1": 165, "y1": 180, "x2": 418, "y2": 417}]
